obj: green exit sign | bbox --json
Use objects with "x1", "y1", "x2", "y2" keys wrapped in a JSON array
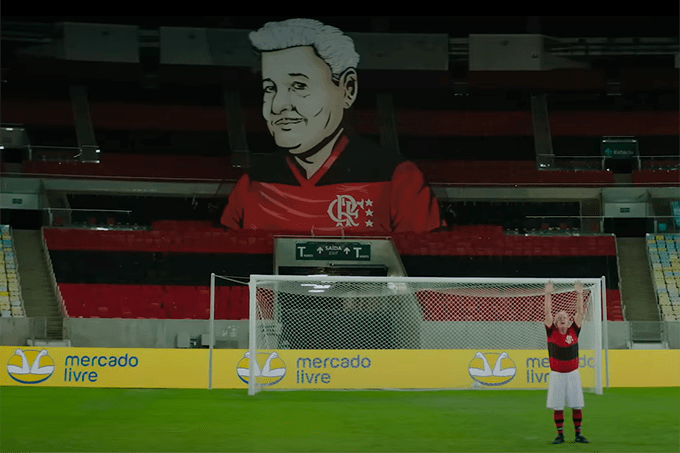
[
  {"x1": 295, "y1": 242, "x2": 371, "y2": 261},
  {"x1": 601, "y1": 137, "x2": 638, "y2": 159},
  {"x1": 12, "y1": 198, "x2": 22, "y2": 205}
]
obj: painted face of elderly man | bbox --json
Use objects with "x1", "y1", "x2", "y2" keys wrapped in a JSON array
[{"x1": 252, "y1": 19, "x2": 358, "y2": 178}]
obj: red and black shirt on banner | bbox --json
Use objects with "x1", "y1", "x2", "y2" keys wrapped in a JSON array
[{"x1": 221, "y1": 134, "x2": 441, "y2": 233}]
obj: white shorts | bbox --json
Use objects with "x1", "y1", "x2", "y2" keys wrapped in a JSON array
[{"x1": 546, "y1": 369, "x2": 584, "y2": 410}]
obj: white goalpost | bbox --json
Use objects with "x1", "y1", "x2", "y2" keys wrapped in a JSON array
[{"x1": 221, "y1": 275, "x2": 606, "y2": 395}]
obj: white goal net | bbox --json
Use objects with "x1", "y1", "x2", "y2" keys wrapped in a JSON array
[{"x1": 242, "y1": 275, "x2": 604, "y2": 395}]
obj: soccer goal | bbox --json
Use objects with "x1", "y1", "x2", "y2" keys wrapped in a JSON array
[{"x1": 240, "y1": 275, "x2": 605, "y2": 395}]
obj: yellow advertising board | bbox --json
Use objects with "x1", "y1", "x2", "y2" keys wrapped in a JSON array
[
  {"x1": 2, "y1": 346, "x2": 678, "y2": 389},
  {"x1": 607, "y1": 350, "x2": 680, "y2": 387},
  {"x1": 0, "y1": 346, "x2": 210, "y2": 388},
  {"x1": 219, "y1": 349, "x2": 599, "y2": 390}
]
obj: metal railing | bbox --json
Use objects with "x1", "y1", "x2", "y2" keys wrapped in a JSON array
[
  {"x1": 40, "y1": 227, "x2": 69, "y2": 334},
  {"x1": 629, "y1": 321, "x2": 669, "y2": 347},
  {"x1": 30, "y1": 145, "x2": 83, "y2": 162},
  {"x1": 639, "y1": 156, "x2": 680, "y2": 171},
  {"x1": 537, "y1": 154, "x2": 680, "y2": 172},
  {"x1": 1, "y1": 226, "x2": 25, "y2": 319},
  {"x1": 504, "y1": 214, "x2": 676, "y2": 235},
  {"x1": 36, "y1": 210, "x2": 680, "y2": 236},
  {"x1": 45, "y1": 207, "x2": 138, "y2": 230}
]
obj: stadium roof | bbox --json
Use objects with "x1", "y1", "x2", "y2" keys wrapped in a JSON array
[{"x1": 1, "y1": 16, "x2": 678, "y2": 38}]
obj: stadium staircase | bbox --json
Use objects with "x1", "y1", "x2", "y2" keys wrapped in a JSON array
[
  {"x1": 616, "y1": 237, "x2": 665, "y2": 347},
  {"x1": 12, "y1": 230, "x2": 64, "y2": 340}
]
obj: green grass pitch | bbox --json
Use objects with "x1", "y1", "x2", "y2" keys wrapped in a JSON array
[{"x1": 1, "y1": 387, "x2": 678, "y2": 452}]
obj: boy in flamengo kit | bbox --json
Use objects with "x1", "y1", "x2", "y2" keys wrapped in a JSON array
[{"x1": 544, "y1": 281, "x2": 590, "y2": 444}]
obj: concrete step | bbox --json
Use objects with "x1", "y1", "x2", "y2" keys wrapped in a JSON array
[
  {"x1": 616, "y1": 237, "x2": 659, "y2": 321},
  {"x1": 18, "y1": 275, "x2": 53, "y2": 282},
  {"x1": 21, "y1": 288, "x2": 56, "y2": 295},
  {"x1": 630, "y1": 342, "x2": 669, "y2": 349},
  {"x1": 12, "y1": 229, "x2": 63, "y2": 341},
  {"x1": 22, "y1": 287, "x2": 54, "y2": 294},
  {"x1": 24, "y1": 304, "x2": 60, "y2": 311},
  {"x1": 27, "y1": 339, "x2": 71, "y2": 347}
]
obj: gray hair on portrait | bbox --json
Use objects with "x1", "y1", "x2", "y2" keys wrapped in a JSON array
[{"x1": 249, "y1": 18, "x2": 360, "y2": 82}]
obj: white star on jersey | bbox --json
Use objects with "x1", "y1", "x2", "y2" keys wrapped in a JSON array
[{"x1": 328, "y1": 196, "x2": 378, "y2": 228}]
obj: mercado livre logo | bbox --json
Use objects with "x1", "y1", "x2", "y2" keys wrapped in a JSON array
[
  {"x1": 63, "y1": 352, "x2": 138, "y2": 383},
  {"x1": 468, "y1": 351, "x2": 517, "y2": 386},
  {"x1": 236, "y1": 351, "x2": 286, "y2": 386},
  {"x1": 6, "y1": 349, "x2": 55, "y2": 384}
]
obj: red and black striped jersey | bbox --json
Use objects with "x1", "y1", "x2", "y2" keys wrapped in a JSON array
[
  {"x1": 546, "y1": 323, "x2": 581, "y2": 373},
  {"x1": 221, "y1": 134, "x2": 441, "y2": 233}
]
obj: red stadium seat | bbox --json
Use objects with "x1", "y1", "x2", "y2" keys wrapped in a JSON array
[
  {"x1": 228, "y1": 286, "x2": 241, "y2": 319},
  {"x1": 241, "y1": 286, "x2": 252, "y2": 319},
  {"x1": 632, "y1": 169, "x2": 680, "y2": 185},
  {"x1": 214, "y1": 287, "x2": 229, "y2": 319},
  {"x1": 64, "y1": 300, "x2": 86, "y2": 318}
]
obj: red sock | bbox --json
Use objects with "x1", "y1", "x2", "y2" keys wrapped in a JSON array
[
  {"x1": 573, "y1": 409, "x2": 582, "y2": 434},
  {"x1": 553, "y1": 410, "x2": 564, "y2": 434}
]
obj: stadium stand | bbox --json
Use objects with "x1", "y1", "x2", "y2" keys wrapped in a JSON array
[
  {"x1": 2, "y1": 17, "x2": 674, "y2": 346},
  {"x1": 58, "y1": 283, "x2": 248, "y2": 320},
  {"x1": 22, "y1": 155, "x2": 618, "y2": 187},
  {"x1": 0, "y1": 225, "x2": 25, "y2": 318},
  {"x1": 673, "y1": 201, "x2": 680, "y2": 229},
  {"x1": 632, "y1": 169, "x2": 680, "y2": 186},
  {"x1": 43, "y1": 225, "x2": 624, "y2": 321},
  {"x1": 442, "y1": 202, "x2": 582, "y2": 233},
  {"x1": 23, "y1": 153, "x2": 243, "y2": 182},
  {"x1": 646, "y1": 234, "x2": 680, "y2": 321},
  {"x1": 415, "y1": 290, "x2": 588, "y2": 322},
  {"x1": 414, "y1": 160, "x2": 615, "y2": 187}
]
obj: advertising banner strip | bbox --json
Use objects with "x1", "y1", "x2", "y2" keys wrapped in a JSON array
[
  {"x1": 224, "y1": 349, "x2": 599, "y2": 390},
  {"x1": 2, "y1": 347, "x2": 678, "y2": 389},
  {"x1": 1, "y1": 347, "x2": 209, "y2": 388}
]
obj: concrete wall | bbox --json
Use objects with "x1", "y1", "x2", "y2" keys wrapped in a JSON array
[
  {"x1": 61, "y1": 320, "x2": 634, "y2": 350},
  {"x1": 2, "y1": 318, "x2": 678, "y2": 349},
  {"x1": 666, "y1": 321, "x2": 680, "y2": 348},
  {"x1": 5, "y1": 175, "x2": 678, "y2": 204},
  {"x1": 65, "y1": 318, "x2": 249, "y2": 349},
  {"x1": 0, "y1": 318, "x2": 33, "y2": 346},
  {"x1": 605, "y1": 321, "x2": 631, "y2": 349}
]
